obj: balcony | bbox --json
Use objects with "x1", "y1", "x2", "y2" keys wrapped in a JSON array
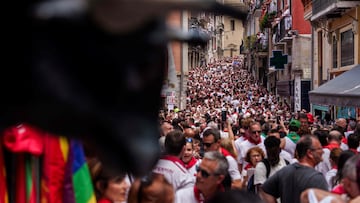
[
  {"x1": 260, "y1": 11, "x2": 277, "y2": 30},
  {"x1": 223, "y1": 0, "x2": 249, "y2": 13},
  {"x1": 273, "y1": 18, "x2": 294, "y2": 44},
  {"x1": 311, "y1": 0, "x2": 360, "y2": 21},
  {"x1": 243, "y1": 34, "x2": 268, "y2": 53},
  {"x1": 224, "y1": 0, "x2": 243, "y2": 7}
]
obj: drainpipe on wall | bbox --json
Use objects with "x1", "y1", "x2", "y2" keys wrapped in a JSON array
[
  {"x1": 179, "y1": 11, "x2": 184, "y2": 110},
  {"x1": 180, "y1": 10, "x2": 189, "y2": 110},
  {"x1": 310, "y1": 26, "x2": 314, "y2": 114}
]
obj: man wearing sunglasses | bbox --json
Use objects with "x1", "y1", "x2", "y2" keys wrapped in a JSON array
[
  {"x1": 237, "y1": 122, "x2": 266, "y2": 173},
  {"x1": 202, "y1": 128, "x2": 243, "y2": 189},
  {"x1": 175, "y1": 151, "x2": 229, "y2": 203}
]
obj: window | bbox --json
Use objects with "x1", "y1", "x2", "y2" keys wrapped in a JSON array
[
  {"x1": 230, "y1": 20, "x2": 235, "y2": 31},
  {"x1": 340, "y1": 29, "x2": 354, "y2": 67},
  {"x1": 332, "y1": 35, "x2": 337, "y2": 68}
]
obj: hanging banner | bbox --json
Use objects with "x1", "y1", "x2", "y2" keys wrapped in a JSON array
[{"x1": 294, "y1": 75, "x2": 301, "y2": 112}]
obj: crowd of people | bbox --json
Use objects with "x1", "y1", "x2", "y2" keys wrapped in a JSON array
[
  {"x1": 88, "y1": 57, "x2": 360, "y2": 203},
  {"x1": 153, "y1": 57, "x2": 360, "y2": 203}
]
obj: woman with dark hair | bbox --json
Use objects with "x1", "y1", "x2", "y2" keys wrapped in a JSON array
[
  {"x1": 181, "y1": 138, "x2": 201, "y2": 177},
  {"x1": 331, "y1": 150, "x2": 356, "y2": 195},
  {"x1": 326, "y1": 148, "x2": 342, "y2": 190},
  {"x1": 88, "y1": 158, "x2": 130, "y2": 203}
]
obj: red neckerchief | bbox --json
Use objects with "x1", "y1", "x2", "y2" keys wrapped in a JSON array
[
  {"x1": 248, "y1": 136, "x2": 261, "y2": 145},
  {"x1": 331, "y1": 184, "x2": 346, "y2": 195},
  {"x1": 194, "y1": 185, "x2": 225, "y2": 203},
  {"x1": 220, "y1": 148, "x2": 235, "y2": 158},
  {"x1": 185, "y1": 157, "x2": 197, "y2": 169},
  {"x1": 244, "y1": 163, "x2": 254, "y2": 170},
  {"x1": 341, "y1": 136, "x2": 348, "y2": 144},
  {"x1": 324, "y1": 142, "x2": 340, "y2": 150},
  {"x1": 98, "y1": 198, "x2": 112, "y2": 203},
  {"x1": 162, "y1": 155, "x2": 185, "y2": 168},
  {"x1": 194, "y1": 186, "x2": 205, "y2": 203}
]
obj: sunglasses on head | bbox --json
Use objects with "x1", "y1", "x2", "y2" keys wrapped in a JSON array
[
  {"x1": 203, "y1": 142, "x2": 214, "y2": 148},
  {"x1": 186, "y1": 138, "x2": 193, "y2": 143},
  {"x1": 196, "y1": 166, "x2": 217, "y2": 178}
]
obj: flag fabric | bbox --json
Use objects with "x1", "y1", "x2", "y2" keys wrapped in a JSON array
[
  {"x1": 41, "y1": 134, "x2": 69, "y2": 203},
  {"x1": 13, "y1": 154, "x2": 38, "y2": 203},
  {"x1": 3, "y1": 124, "x2": 44, "y2": 203},
  {"x1": 25, "y1": 155, "x2": 38, "y2": 203},
  {"x1": 0, "y1": 140, "x2": 8, "y2": 203},
  {"x1": 2, "y1": 124, "x2": 96, "y2": 203},
  {"x1": 3, "y1": 124, "x2": 44, "y2": 156},
  {"x1": 15, "y1": 154, "x2": 27, "y2": 203},
  {"x1": 63, "y1": 140, "x2": 96, "y2": 203}
]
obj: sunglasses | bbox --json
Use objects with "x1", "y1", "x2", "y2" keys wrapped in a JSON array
[
  {"x1": 203, "y1": 142, "x2": 214, "y2": 148},
  {"x1": 252, "y1": 130, "x2": 262, "y2": 134},
  {"x1": 196, "y1": 166, "x2": 218, "y2": 178}
]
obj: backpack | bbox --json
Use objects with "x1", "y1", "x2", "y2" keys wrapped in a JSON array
[{"x1": 247, "y1": 158, "x2": 289, "y2": 193}]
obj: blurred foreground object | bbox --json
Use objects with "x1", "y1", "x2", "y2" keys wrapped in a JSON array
[{"x1": 1, "y1": 0, "x2": 247, "y2": 177}]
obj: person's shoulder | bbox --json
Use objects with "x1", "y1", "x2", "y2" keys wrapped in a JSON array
[
  {"x1": 234, "y1": 137, "x2": 244, "y2": 145},
  {"x1": 255, "y1": 160, "x2": 266, "y2": 170},
  {"x1": 279, "y1": 157, "x2": 290, "y2": 165},
  {"x1": 225, "y1": 153, "x2": 237, "y2": 161}
]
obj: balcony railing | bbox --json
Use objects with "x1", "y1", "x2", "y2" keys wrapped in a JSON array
[
  {"x1": 312, "y1": 0, "x2": 360, "y2": 20},
  {"x1": 273, "y1": 18, "x2": 288, "y2": 43}
]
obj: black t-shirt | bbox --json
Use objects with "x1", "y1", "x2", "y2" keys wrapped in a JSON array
[{"x1": 262, "y1": 163, "x2": 328, "y2": 203}]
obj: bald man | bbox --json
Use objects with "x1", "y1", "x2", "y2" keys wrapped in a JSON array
[{"x1": 336, "y1": 118, "x2": 347, "y2": 130}]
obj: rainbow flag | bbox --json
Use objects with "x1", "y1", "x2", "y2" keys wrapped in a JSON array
[
  {"x1": 41, "y1": 135, "x2": 96, "y2": 203},
  {"x1": 63, "y1": 140, "x2": 96, "y2": 203},
  {"x1": 0, "y1": 141, "x2": 8, "y2": 203}
]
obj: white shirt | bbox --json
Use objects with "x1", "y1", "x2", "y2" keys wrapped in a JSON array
[
  {"x1": 325, "y1": 168, "x2": 337, "y2": 190},
  {"x1": 315, "y1": 148, "x2": 331, "y2": 177},
  {"x1": 283, "y1": 136, "x2": 297, "y2": 158},
  {"x1": 280, "y1": 150, "x2": 292, "y2": 163},
  {"x1": 226, "y1": 155, "x2": 242, "y2": 181},
  {"x1": 254, "y1": 158, "x2": 288, "y2": 185},
  {"x1": 175, "y1": 187, "x2": 198, "y2": 203},
  {"x1": 237, "y1": 138, "x2": 266, "y2": 169},
  {"x1": 340, "y1": 142, "x2": 349, "y2": 151},
  {"x1": 153, "y1": 155, "x2": 195, "y2": 191},
  {"x1": 220, "y1": 131, "x2": 229, "y2": 139}
]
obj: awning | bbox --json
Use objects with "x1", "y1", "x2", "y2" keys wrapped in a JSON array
[
  {"x1": 312, "y1": 104, "x2": 329, "y2": 112},
  {"x1": 309, "y1": 64, "x2": 360, "y2": 107}
]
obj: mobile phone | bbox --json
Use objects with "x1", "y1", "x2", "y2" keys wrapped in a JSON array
[
  {"x1": 276, "y1": 116, "x2": 281, "y2": 124},
  {"x1": 221, "y1": 111, "x2": 227, "y2": 121}
]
